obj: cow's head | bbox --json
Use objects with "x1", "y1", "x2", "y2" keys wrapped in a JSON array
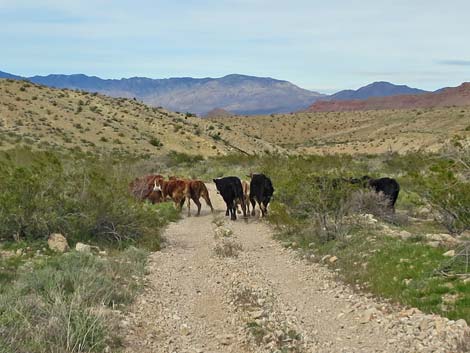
[{"x1": 153, "y1": 179, "x2": 162, "y2": 192}]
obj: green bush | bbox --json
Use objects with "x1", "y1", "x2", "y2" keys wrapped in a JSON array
[
  {"x1": 421, "y1": 166, "x2": 470, "y2": 233},
  {"x1": 166, "y1": 151, "x2": 203, "y2": 167},
  {"x1": 0, "y1": 148, "x2": 178, "y2": 248}
]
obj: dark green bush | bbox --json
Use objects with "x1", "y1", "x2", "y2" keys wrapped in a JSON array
[
  {"x1": 166, "y1": 151, "x2": 203, "y2": 166},
  {"x1": 149, "y1": 137, "x2": 162, "y2": 147}
]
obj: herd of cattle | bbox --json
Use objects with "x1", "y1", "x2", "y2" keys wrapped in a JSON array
[
  {"x1": 129, "y1": 173, "x2": 399, "y2": 220},
  {"x1": 129, "y1": 173, "x2": 275, "y2": 220}
]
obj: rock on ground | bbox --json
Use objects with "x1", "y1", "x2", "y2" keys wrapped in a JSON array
[{"x1": 47, "y1": 233, "x2": 69, "y2": 253}]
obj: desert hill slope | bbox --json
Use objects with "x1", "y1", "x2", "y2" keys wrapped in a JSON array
[
  {"x1": 2, "y1": 78, "x2": 468, "y2": 157},
  {"x1": 0, "y1": 79, "x2": 283, "y2": 156},
  {"x1": 0, "y1": 71, "x2": 325, "y2": 116},
  {"x1": 308, "y1": 82, "x2": 470, "y2": 112},
  {"x1": 209, "y1": 106, "x2": 470, "y2": 154}
]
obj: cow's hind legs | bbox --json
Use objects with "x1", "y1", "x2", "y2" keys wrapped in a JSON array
[
  {"x1": 230, "y1": 202, "x2": 237, "y2": 220},
  {"x1": 238, "y1": 198, "x2": 247, "y2": 218},
  {"x1": 203, "y1": 194, "x2": 214, "y2": 213},
  {"x1": 192, "y1": 197, "x2": 201, "y2": 216},
  {"x1": 260, "y1": 203, "x2": 267, "y2": 217},
  {"x1": 186, "y1": 196, "x2": 192, "y2": 217},
  {"x1": 250, "y1": 197, "x2": 256, "y2": 216}
]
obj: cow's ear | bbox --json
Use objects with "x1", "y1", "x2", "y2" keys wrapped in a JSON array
[{"x1": 213, "y1": 179, "x2": 217, "y2": 183}]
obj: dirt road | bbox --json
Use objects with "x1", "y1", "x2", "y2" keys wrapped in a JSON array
[{"x1": 123, "y1": 184, "x2": 468, "y2": 353}]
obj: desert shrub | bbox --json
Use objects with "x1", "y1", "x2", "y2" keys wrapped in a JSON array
[
  {"x1": 411, "y1": 151, "x2": 470, "y2": 234},
  {"x1": 258, "y1": 156, "x2": 357, "y2": 240},
  {"x1": 301, "y1": 177, "x2": 356, "y2": 241},
  {"x1": 210, "y1": 133, "x2": 222, "y2": 141},
  {"x1": 149, "y1": 137, "x2": 162, "y2": 147},
  {"x1": 348, "y1": 189, "x2": 393, "y2": 219},
  {"x1": 165, "y1": 151, "x2": 203, "y2": 167},
  {"x1": 348, "y1": 189, "x2": 409, "y2": 226}
]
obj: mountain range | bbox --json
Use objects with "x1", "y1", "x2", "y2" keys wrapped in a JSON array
[
  {"x1": 0, "y1": 70, "x2": 458, "y2": 115},
  {"x1": 0, "y1": 71, "x2": 324, "y2": 115}
]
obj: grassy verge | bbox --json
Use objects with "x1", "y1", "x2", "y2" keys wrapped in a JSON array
[
  {"x1": 0, "y1": 248, "x2": 148, "y2": 353},
  {"x1": 275, "y1": 224, "x2": 470, "y2": 322}
]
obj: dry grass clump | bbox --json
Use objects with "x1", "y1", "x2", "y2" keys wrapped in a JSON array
[
  {"x1": 348, "y1": 190, "x2": 393, "y2": 217},
  {"x1": 214, "y1": 239, "x2": 243, "y2": 258}
]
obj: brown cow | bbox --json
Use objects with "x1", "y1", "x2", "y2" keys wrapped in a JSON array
[
  {"x1": 187, "y1": 179, "x2": 214, "y2": 216},
  {"x1": 168, "y1": 176, "x2": 214, "y2": 216},
  {"x1": 153, "y1": 178, "x2": 191, "y2": 215},
  {"x1": 129, "y1": 174, "x2": 164, "y2": 204}
]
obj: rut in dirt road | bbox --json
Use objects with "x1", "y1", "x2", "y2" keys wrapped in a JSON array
[{"x1": 123, "y1": 184, "x2": 469, "y2": 353}]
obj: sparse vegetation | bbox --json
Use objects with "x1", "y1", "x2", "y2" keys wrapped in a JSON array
[{"x1": 0, "y1": 247, "x2": 148, "y2": 353}]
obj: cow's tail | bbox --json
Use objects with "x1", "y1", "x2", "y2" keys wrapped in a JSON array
[
  {"x1": 200, "y1": 183, "x2": 214, "y2": 212},
  {"x1": 236, "y1": 185, "x2": 247, "y2": 218},
  {"x1": 184, "y1": 182, "x2": 191, "y2": 216},
  {"x1": 390, "y1": 180, "x2": 400, "y2": 211}
]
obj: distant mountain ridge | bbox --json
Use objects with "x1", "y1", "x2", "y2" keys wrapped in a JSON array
[
  {"x1": 204, "y1": 108, "x2": 234, "y2": 118},
  {"x1": 1, "y1": 70, "x2": 450, "y2": 115},
  {"x1": 307, "y1": 82, "x2": 470, "y2": 112},
  {"x1": 0, "y1": 71, "x2": 23, "y2": 80},
  {"x1": 0, "y1": 71, "x2": 325, "y2": 115},
  {"x1": 327, "y1": 81, "x2": 428, "y2": 101}
]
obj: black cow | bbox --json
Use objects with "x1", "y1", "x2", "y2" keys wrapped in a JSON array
[
  {"x1": 350, "y1": 176, "x2": 400, "y2": 210},
  {"x1": 213, "y1": 176, "x2": 246, "y2": 220},
  {"x1": 249, "y1": 173, "x2": 274, "y2": 217}
]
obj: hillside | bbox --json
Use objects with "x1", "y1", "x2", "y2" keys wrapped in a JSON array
[
  {"x1": 0, "y1": 79, "x2": 284, "y2": 156},
  {"x1": 2, "y1": 78, "x2": 468, "y2": 158},
  {"x1": 307, "y1": 82, "x2": 470, "y2": 112},
  {"x1": 0, "y1": 71, "x2": 324, "y2": 116},
  {"x1": 209, "y1": 106, "x2": 470, "y2": 154},
  {"x1": 327, "y1": 81, "x2": 428, "y2": 101}
]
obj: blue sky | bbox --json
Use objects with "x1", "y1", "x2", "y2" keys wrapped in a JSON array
[{"x1": 1, "y1": 0, "x2": 469, "y2": 93}]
